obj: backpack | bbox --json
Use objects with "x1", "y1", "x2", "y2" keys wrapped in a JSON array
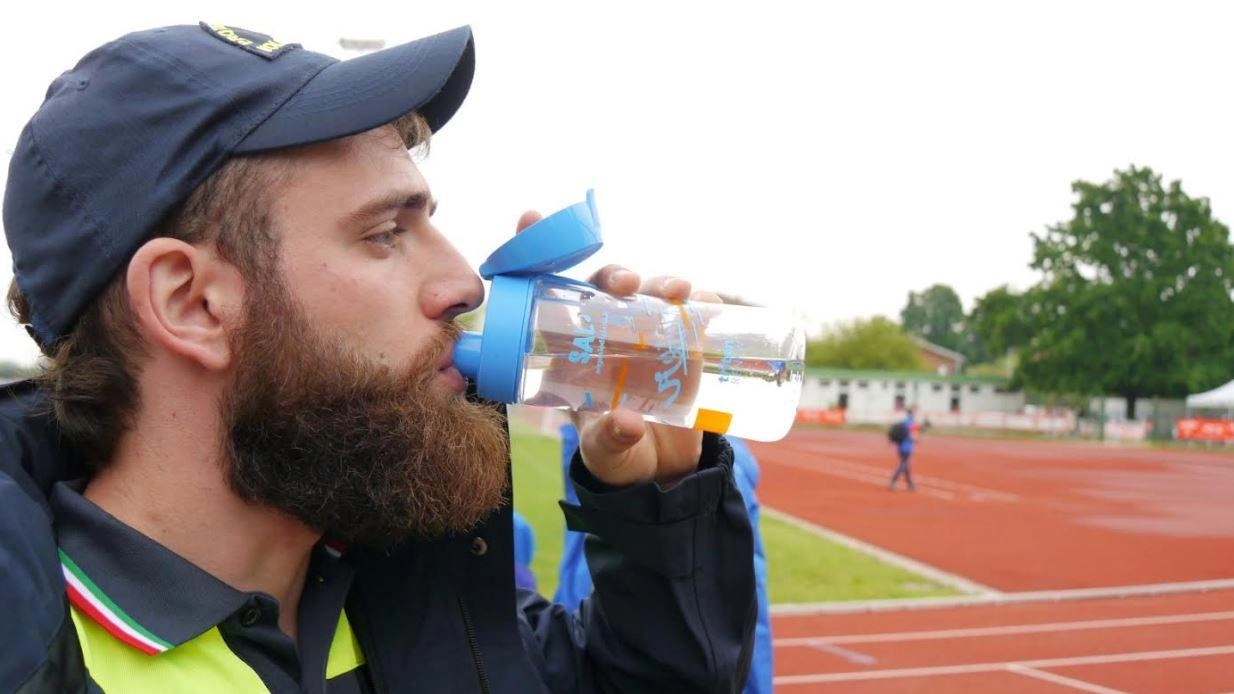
[{"x1": 888, "y1": 421, "x2": 908, "y2": 444}]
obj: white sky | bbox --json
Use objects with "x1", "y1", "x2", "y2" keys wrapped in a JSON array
[{"x1": 2, "y1": 1, "x2": 1231, "y2": 365}]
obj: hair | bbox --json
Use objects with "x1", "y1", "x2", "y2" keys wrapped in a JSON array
[{"x1": 8, "y1": 113, "x2": 432, "y2": 465}]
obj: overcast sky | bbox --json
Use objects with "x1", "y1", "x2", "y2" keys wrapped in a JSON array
[{"x1": 2, "y1": 1, "x2": 1230, "y2": 365}]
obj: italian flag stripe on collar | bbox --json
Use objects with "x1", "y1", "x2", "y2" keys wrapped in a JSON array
[{"x1": 59, "y1": 549, "x2": 174, "y2": 655}]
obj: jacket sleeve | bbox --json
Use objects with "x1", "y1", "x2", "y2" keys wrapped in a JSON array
[{"x1": 518, "y1": 433, "x2": 756, "y2": 694}]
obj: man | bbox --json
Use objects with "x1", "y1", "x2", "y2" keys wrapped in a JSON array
[
  {"x1": 0, "y1": 22, "x2": 755, "y2": 693},
  {"x1": 889, "y1": 406, "x2": 921, "y2": 491}
]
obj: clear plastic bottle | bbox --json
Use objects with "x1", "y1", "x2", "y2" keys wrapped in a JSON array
[{"x1": 453, "y1": 190, "x2": 805, "y2": 442}]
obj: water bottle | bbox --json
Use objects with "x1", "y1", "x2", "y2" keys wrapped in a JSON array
[{"x1": 454, "y1": 191, "x2": 805, "y2": 442}]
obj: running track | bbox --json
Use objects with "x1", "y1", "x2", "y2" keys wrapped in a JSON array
[{"x1": 751, "y1": 428, "x2": 1234, "y2": 693}]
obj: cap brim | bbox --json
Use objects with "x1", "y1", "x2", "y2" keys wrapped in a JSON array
[{"x1": 235, "y1": 25, "x2": 474, "y2": 153}]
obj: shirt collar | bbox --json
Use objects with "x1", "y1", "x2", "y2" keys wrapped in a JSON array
[{"x1": 51, "y1": 480, "x2": 344, "y2": 655}]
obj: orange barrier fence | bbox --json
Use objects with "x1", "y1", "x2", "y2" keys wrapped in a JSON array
[
  {"x1": 1175, "y1": 417, "x2": 1234, "y2": 442},
  {"x1": 795, "y1": 408, "x2": 847, "y2": 426}
]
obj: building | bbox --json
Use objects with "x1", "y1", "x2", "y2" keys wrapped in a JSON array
[
  {"x1": 796, "y1": 367, "x2": 1081, "y2": 433},
  {"x1": 802, "y1": 367, "x2": 1021, "y2": 416},
  {"x1": 912, "y1": 336, "x2": 966, "y2": 376}
]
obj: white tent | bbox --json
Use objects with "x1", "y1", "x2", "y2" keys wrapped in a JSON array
[{"x1": 1185, "y1": 379, "x2": 1234, "y2": 409}]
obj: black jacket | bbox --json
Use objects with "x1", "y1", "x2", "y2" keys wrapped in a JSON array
[{"x1": 0, "y1": 381, "x2": 756, "y2": 693}]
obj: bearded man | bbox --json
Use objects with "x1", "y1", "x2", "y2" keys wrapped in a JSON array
[{"x1": 0, "y1": 21, "x2": 754, "y2": 694}]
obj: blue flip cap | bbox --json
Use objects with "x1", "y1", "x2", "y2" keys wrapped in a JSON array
[
  {"x1": 455, "y1": 190, "x2": 602, "y2": 403},
  {"x1": 3, "y1": 22, "x2": 475, "y2": 353}
]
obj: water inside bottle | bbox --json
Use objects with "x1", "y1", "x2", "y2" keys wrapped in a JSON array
[
  {"x1": 521, "y1": 353, "x2": 803, "y2": 440},
  {"x1": 518, "y1": 288, "x2": 804, "y2": 441}
]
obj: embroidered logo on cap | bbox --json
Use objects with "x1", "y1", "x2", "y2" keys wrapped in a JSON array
[{"x1": 200, "y1": 22, "x2": 300, "y2": 60}]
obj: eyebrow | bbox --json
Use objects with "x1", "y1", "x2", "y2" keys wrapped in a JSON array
[{"x1": 343, "y1": 190, "x2": 438, "y2": 226}]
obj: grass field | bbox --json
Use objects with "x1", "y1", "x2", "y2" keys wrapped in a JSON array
[{"x1": 509, "y1": 422, "x2": 958, "y2": 603}]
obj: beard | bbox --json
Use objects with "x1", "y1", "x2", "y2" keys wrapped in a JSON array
[{"x1": 221, "y1": 279, "x2": 509, "y2": 548}]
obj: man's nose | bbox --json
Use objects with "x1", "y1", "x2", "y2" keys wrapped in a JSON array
[{"x1": 423, "y1": 243, "x2": 485, "y2": 321}]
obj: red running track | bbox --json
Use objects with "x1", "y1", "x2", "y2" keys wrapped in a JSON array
[
  {"x1": 771, "y1": 589, "x2": 1234, "y2": 693},
  {"x1": 751, "y1": 428, "x2": 1234, "y2": 692},
  {"x1": 749, "y1": 428, "x2": 1234, "y2": 590}
]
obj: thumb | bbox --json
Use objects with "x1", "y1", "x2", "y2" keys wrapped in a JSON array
[{"x1": 577, "y1": 410, "x2": 650, "y2": 485}]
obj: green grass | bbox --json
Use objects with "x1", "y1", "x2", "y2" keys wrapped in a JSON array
[
  {"x1": 761, "y1": 513, "x2": 957, "y2": 603},
  {"x1": 510, "y1": 422, "x2": 958, "y2": 603},
  {"x1": 510, "y1": 421, "x2": 568, "y2": 597}
]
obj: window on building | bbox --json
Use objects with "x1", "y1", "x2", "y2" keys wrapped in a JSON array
[
  {"x1": 932, "y1": 384, "x2": 943, "y2": 392},
  {"x1": 839, "y1": 380, "x2": 850, "y2": 387},
  {"x1": 950, "y1": 396, "x2": 960, "y2": 412},
  {"x1": 970, "y1": 385, "x2": 981, "y2": 394},
  {"x1": 819, "y1": 379, "x2": 832, "y2": 386},
  {"x1": 856, "y1": 380, "x2": 869, "y2": 389},
  {"x1": 995, "y1": 385, "x2": 1011, "y2": 393},
  {"x1": 895, "y1": 381, "x2": 906, "y2": 389}
]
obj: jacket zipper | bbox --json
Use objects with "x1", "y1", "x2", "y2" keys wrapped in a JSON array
[{"x1": 457, "y1": 596, "x2": 492, "y2": 694}]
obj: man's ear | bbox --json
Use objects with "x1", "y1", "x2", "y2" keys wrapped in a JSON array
[{"x1": 126, "y1": 238, "x2": 244, "y2": 371}]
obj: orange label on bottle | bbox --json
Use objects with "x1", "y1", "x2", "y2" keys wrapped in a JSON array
[{"x1": 692, "y1": 409, "x2": 732, "y2": 434}]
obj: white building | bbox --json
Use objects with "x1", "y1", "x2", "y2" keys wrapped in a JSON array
[{"x1": 800, "y1": 367, "x2": 1027, "y2": 425}]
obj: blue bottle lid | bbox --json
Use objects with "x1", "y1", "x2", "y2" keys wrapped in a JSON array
[
  {"x1": 456, "y1": 190, "x2": 604, "y2": 403},
  {"x1": 478, "y1": 189, "x2": 602, "y2": 279}
]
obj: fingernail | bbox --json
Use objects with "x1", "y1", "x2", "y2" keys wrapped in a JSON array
[{"x1": 613, "y1": 270, "x2": 636, "y2": 285}]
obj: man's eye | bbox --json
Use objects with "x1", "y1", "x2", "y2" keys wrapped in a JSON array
[{"x1": 366, "y1": 228, "x2": 406, "y2": 248}]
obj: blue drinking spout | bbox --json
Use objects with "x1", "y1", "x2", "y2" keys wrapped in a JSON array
[{"x1": 453, "y1": 331, "x2": 483, "y2": 380}]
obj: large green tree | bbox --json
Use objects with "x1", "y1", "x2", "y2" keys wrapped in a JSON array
[
  {"x1": 968, "y1": 285, "x2": 1032, "y2": 358},
  {"x1": 807, "y1": 317, "x2": 926, "y2": 371},
  {"x1": 900, "y1": 284, "x2": 965, "y2": 355},
  {"x1": 1018, "y1": 166, "x2": 1234, "y2": 419}
]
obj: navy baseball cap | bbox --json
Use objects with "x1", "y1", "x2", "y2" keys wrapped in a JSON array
[{"x1": 3, "y1": 22, "x2": 475, "y2": 353}]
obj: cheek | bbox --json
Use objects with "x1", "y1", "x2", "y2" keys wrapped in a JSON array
[{"x1": 285, "y1": 260, "x2": 425, "y2": 359}]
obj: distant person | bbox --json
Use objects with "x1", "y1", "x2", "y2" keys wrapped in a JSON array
[
  {"x1": 888, "y1": 406, "x2": 921, "y2": 491},
  {"x1": 557, "y1": 423, "x2": 774, "y2": 694}
]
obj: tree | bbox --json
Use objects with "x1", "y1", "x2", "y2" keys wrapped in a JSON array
[
  {"x1": 807, "y1": 316, "x2": 926, "y2": 371},
  {"x1": 900, "y1": 284, "x2": 965, "y2": 355},
  {"x1": 1017, "y1": 166, "x2": 1234, "y2": 419},
  {"x1": 968, "y1": 285, "x2": 1032, "y2": 357}
]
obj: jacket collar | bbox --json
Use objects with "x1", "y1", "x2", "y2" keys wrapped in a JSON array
[
  {"x1": 52, "y1": 480, "x2": 252, "y2": 654},
  {"x1": 52, "y1": 480, "x2": 347, "y2": 656}
]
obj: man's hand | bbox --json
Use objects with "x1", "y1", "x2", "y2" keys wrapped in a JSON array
[{"x1": 513, "y1": 210, "x2": 716, "y2": 488}]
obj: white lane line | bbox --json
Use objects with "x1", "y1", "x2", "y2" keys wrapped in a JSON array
[
  {"x1": 822, "y1": 456, "x2": 1021, "y2": 502},
  {"x1": 772, "y1": 578, "x2": 1234, "y2": 616},
  {"x1": 804, "y1": 641, "x2": 877, "y2": 665},
  {"x1": 773, "y1": 644, "x2": 1234, "y2": 685},
  {"x1": 775, "y1": 610, "x2": 1234, "y2": 646},
  {"x1": 787, "y1": 443, "x2": 1023, "y2": 502},
  {"x1": 1007, "y1": 664, "x2": 1133, "y2": 694},
  {"x1": 768, "y1": 455, "x2": 957, "y2": 500},
  {"x1": 760, "y1": 507, "x2": 1000, "y2": 596}
]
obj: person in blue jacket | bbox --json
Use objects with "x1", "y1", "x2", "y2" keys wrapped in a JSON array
[
  {"x1": 556, "y1": 423, "x2": 774, "y2": 694},
  {"x1": 889, "y1": 406, "x2": 921, "y2": 491}
]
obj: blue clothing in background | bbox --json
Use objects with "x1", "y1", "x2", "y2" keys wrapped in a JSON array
[
  {"x1": 899, "y1": 413, "x2": 917, "y2": 455},
  {"x1": 554, "y1": 423, "x2": 774, "y2": 694},
  {"x1": 554, "y1": 423, "x2": 593, "y2": 610},
  {"x1": 512, "y1": 510, "x2": 537, "y2": 591}
]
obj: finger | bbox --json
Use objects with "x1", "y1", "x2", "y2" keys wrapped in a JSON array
[
  {"x1": 516, "y1": 210, "x2": 542, "y2": 234},
  {"x1": 639, "y1": 275, "x2": 692, "y2": 302},
  {"x1": 690, "y1": 288, "x2": 723, "y2": 304},
  {"x1": 587, "y1": 264, "x2": 640, "y2": 297}
]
